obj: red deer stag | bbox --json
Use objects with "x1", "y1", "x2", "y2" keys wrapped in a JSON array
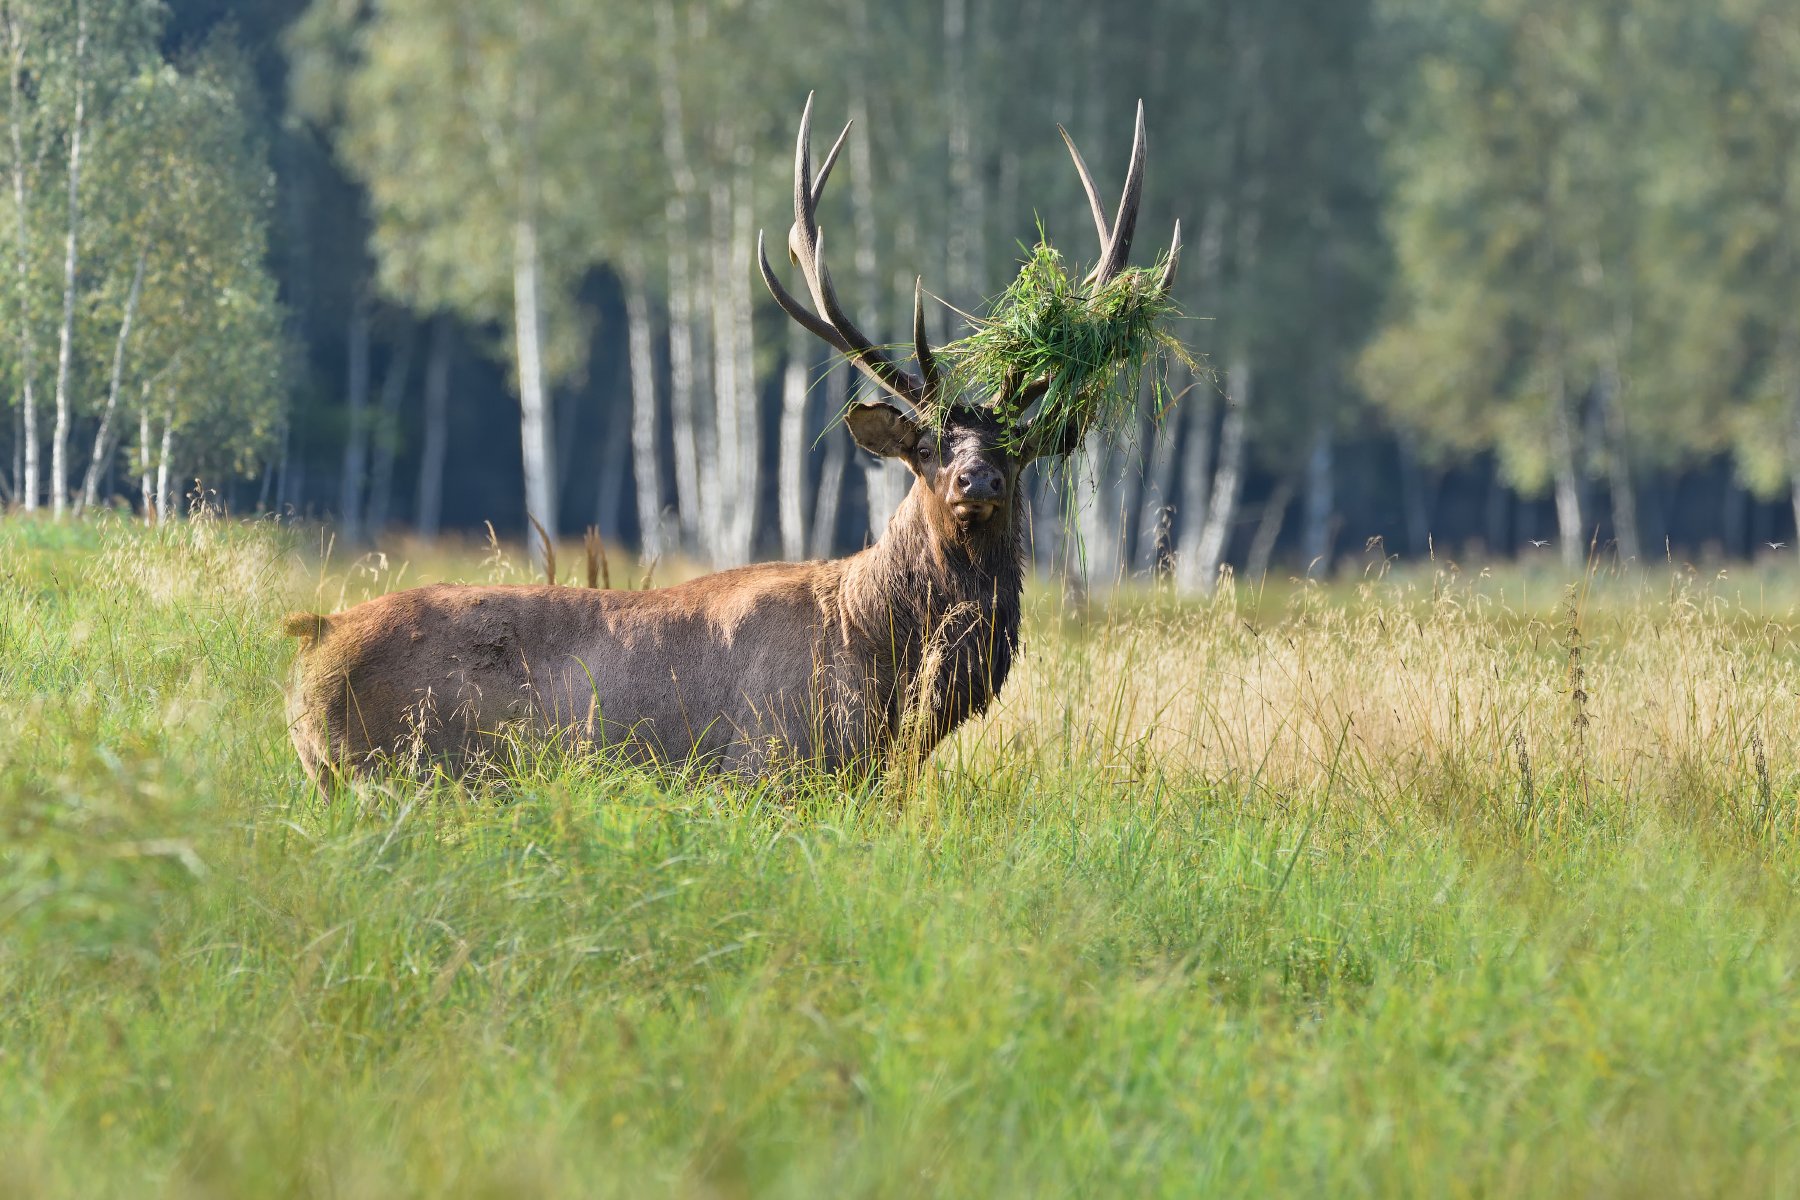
[{"x1": 283, "y1": 95, "x2": 1179, "y2": 785}]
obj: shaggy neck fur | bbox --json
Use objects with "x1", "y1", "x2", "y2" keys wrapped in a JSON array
[{"x1": 840, "y1": 478, "x2": 1027, "y2": 751}]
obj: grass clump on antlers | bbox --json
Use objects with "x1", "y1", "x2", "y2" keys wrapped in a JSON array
[{"x1": 938, "y1": 238, "x2": 1197, "y2": 453}]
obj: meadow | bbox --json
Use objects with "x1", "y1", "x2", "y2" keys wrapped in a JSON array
[{"x1": 5, "y1": 514, "x2": 1800, "y2": 1197}]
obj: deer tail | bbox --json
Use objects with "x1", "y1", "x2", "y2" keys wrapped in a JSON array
[{"x1": 281, "y1": 611, "x2": 332, "y2": 645}]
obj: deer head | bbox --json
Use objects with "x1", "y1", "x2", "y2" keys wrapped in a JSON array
[{"x1": 758, "y1": 94, "x2": 1181, "y2": 543}]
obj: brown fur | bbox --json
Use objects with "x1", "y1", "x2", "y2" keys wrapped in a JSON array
[{"x1": 283, "y1": 407, "x2": 1028, "y2": 786}]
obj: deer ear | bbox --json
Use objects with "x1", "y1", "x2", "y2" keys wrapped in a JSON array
[{"x1": 845, "y1": 401, "x2": 920, "y2": 459}]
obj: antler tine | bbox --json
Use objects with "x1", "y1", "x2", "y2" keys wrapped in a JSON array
[
  {"x1": 1057, "y1": 124, "x2": 1110, "y2": 246},
  {"x1": 788, "y1": 92, "x2": 820, "y2": 266},
  {"x1": 1158, "y1": 218, "x2": 1182, "y2": 296},
  {"x1": 913, "y1": 277, "x2": 940, "y2": 400},
  {"x1": 759, "y1": 231, "x2": 851, "y2": 355},
  {"x1": 1087, "y1": 100, "x2": 1147, "y2": 288},
  {"x1": 1022, "y1": 102, "x2": 1175, "y2": 459},
  {"x1": 772, "y1": 95, "x2": 930, "y2": 412}
]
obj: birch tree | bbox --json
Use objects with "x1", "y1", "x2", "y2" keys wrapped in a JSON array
[{"x1": 295, "y1": 0, "x2": 641, "y2": 551}]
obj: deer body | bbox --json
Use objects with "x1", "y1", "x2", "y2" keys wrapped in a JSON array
[
  {"x1": 286, "y1": 476, "x2": 1023, "y2": 783},
  {"x1": 284, "y1": 95, "x2": 1174, "y2": 786}
]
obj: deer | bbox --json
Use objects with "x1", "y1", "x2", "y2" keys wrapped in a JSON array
[{"x1": 282, "y1": 95, "x2": 1180, "y2": 787}]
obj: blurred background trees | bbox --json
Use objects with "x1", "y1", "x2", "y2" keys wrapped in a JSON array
[{"x1": 1, "y1": 0, "x2": 1797, "y2": 582}]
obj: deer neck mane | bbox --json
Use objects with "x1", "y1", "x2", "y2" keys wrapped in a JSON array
[
  {"x1": 839, "y1": 478, "x2": 1027, "y2": 744},
  {"x1": 850, "y1": 481, "x2": 1025, "y2": 621}
]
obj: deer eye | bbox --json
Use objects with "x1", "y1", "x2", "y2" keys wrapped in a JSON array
[{"x1": 918, "y1": 442, "x2": 934, "y2": 461}]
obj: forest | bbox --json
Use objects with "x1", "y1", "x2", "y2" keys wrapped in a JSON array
[{"x1": 3, "y1": 0, "x2": 1798, "y2": 581}]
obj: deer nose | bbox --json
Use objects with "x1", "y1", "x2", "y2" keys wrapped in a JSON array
[{"x1": 955, "y1": 464, "x2": 1004, "y2": 501}]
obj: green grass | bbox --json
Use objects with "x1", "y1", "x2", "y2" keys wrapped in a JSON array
[
  {"x1": 6, "y1": 516, "x2": 1800, "y2": 1196},
  {"x1": 940, "y1": 239, "x2": 1188, "y2": 451}
]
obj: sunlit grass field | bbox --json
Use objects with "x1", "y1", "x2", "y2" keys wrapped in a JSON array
[{"x1": 6, "y1": 514, "x2": 1800, "y2": 1197}]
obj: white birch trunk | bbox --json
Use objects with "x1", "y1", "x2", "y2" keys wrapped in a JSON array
[
  {"x1": 513, "y1": 211, "x2": 558, "y2": 549},
  {"x1": 1135, "y1": 415, "x2": 1180, "y2": 573},
  {"x1": 942, "y1": 0, "x2": 985, "y2": 307},
  {"x1": 1136, "y1": 361, "x2": 1189, "y2": 571},
  {"x1": 655, "y1": 2, "x2": 704, "y2": 554},
  {"x1": 845, "y1": 73, "x2": 907, "y2": 543},
  {"x1": 810, "y1": 364, "x2": 850, "y2": 560},
  {"x1": 1245, "y1": 477, "x2": 1294, "y2": 584},
  {"x1": 78, "y1": 247, "x2": 144, "y2": 513},
  {"x1": 778, "y1": 320, "x2": 811, "y2": 562},
  {"x1": 1789, "y1": 338, "x2": 1800, "y2": 561},
  {"x1": 137, "y1": 403, "x2": 151, "y2": 523},
  {"x1": 1187, "y1": 357, "x2": 1251, "y2": 594},
  {"x1": 415, "y1": 315, "x2": 451, "y2": 538},
  {"x1": 725, "y1": 164, "x2": 759, "y2": 564},
  {"x1": 623, "y1": 268, "x2": 664, "y2": 563},
  {"x1": 1550, "y1": 367, "x2": 1583, "y2": 571},
  {"x1": 7, "y1": 15, "x2": 38, "y2": 512},
  {"x1": 1173, "y1": 382, "x2": 1217, "y2": 591},
  {"x1": 1073, "y1": 436, "x2": 1131, "y2": 594},
  {"x1": 154, "y1": 412, "x2": 173, "y2": 522},
  {"x1": 666, "y1": 219, "x2": 702, "y2": 549},
  {"x1": 48, "y1": 0, "x2": 85, "y2": 519},
  {"x1": 703, "y1": 177, "x2": 738, "y2": 564},
  {"x1": 336, "y1": 297, "x2": 371, "y2": 544}
]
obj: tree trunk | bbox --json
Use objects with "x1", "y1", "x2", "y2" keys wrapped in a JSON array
[
  {"x1": 1300, "y1": 421, "x2": 1333, "y2": 574},
  {"x1": 728, "y1": 165, "x2": 759, "y2": 563},
  {"x1": 513, "y1": 210, "x2": 558, "y2": 548},
  {"x1": 1137, "y1": 361, "x2": 1195, "y2": 572},
  {"x1": 1597, "y1": 365, "x2": 1639, "y2": 563},
  {"x1": 1550, "y1": 368, "x2": 1583, "y2": 571},
  {"x1": 1790, "y1": 353, "x2": 1800, "y2": 561},
  {"x1": 78, "y1": 247, "x2": 144, "y2": 514},
  {"x1": 48, "y1": 0, "x2": 86, "y2": 519},
  {"x1": 778, "y1": 320, "x2": 811, "y2": 562},
  {"x1": 365, "y1": 325, "x2": 416, "y2": 540},
  {"x1": 623, "y1": 268, "x2": 664, "y2": 563},
  {"x1": 656, "y1": 2, "x2": 703, "y2": 555},
  {"x1": 1188, "y1": 357, "x2": 1251, "y2": 594},
  {"x1": 1073, "y1": 435, "x2": 1131, "y2": 594},
  {"x1": 137, "y1": 404, "x2": 152, "y2": 523},
  {"x1": 704, "y1": 177, "x2": 738, "y2": 564},
  {"x1": 1134, "y1": 390, "x2": 1182, "y2": 572},
  {"x1": 6, "y1": 402, "x2": 18, "y2": 503},
  {"x1": 666, "y1": 235, "x2": 704, "y2": 552},
  {"x1": 7, "y1": 14, "x2": 38, "y2": 513},
  {"x1": 1173, "y1": 379, "x2": 1217, "y2": 592},
  {"x1": 942, "y1": 0, "x2": 986, "y2": 309},
  {"x1": 414, "y1": 315, "x2": 451, "y2": 538},
  {"x1": 1173, "y1": 192, "x2": 1228, "y2": 589},
  {"x1": 810, "y1": 365, "x2": 850, "y2": 560},
  {"x1": 154, "y1": 412, "x2": 173, "y2": 522},
  {"x1": 336, "y1": 296, "x2": 372, "y2": 544},
  {"x1": 1245, "y1": 477, "x2": 1295, "y2": 584}
]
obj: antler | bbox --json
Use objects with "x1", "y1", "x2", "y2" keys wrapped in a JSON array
[
  {"x1": 1056, "y1": 100, "x2": 1182, "y2": 299},
  {"x1": 758, "y1": 93, "x2": 940, "y2": 415},
  {"x1": 1017, "y1": 101, "x2": 1183, "y2": 455}
]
